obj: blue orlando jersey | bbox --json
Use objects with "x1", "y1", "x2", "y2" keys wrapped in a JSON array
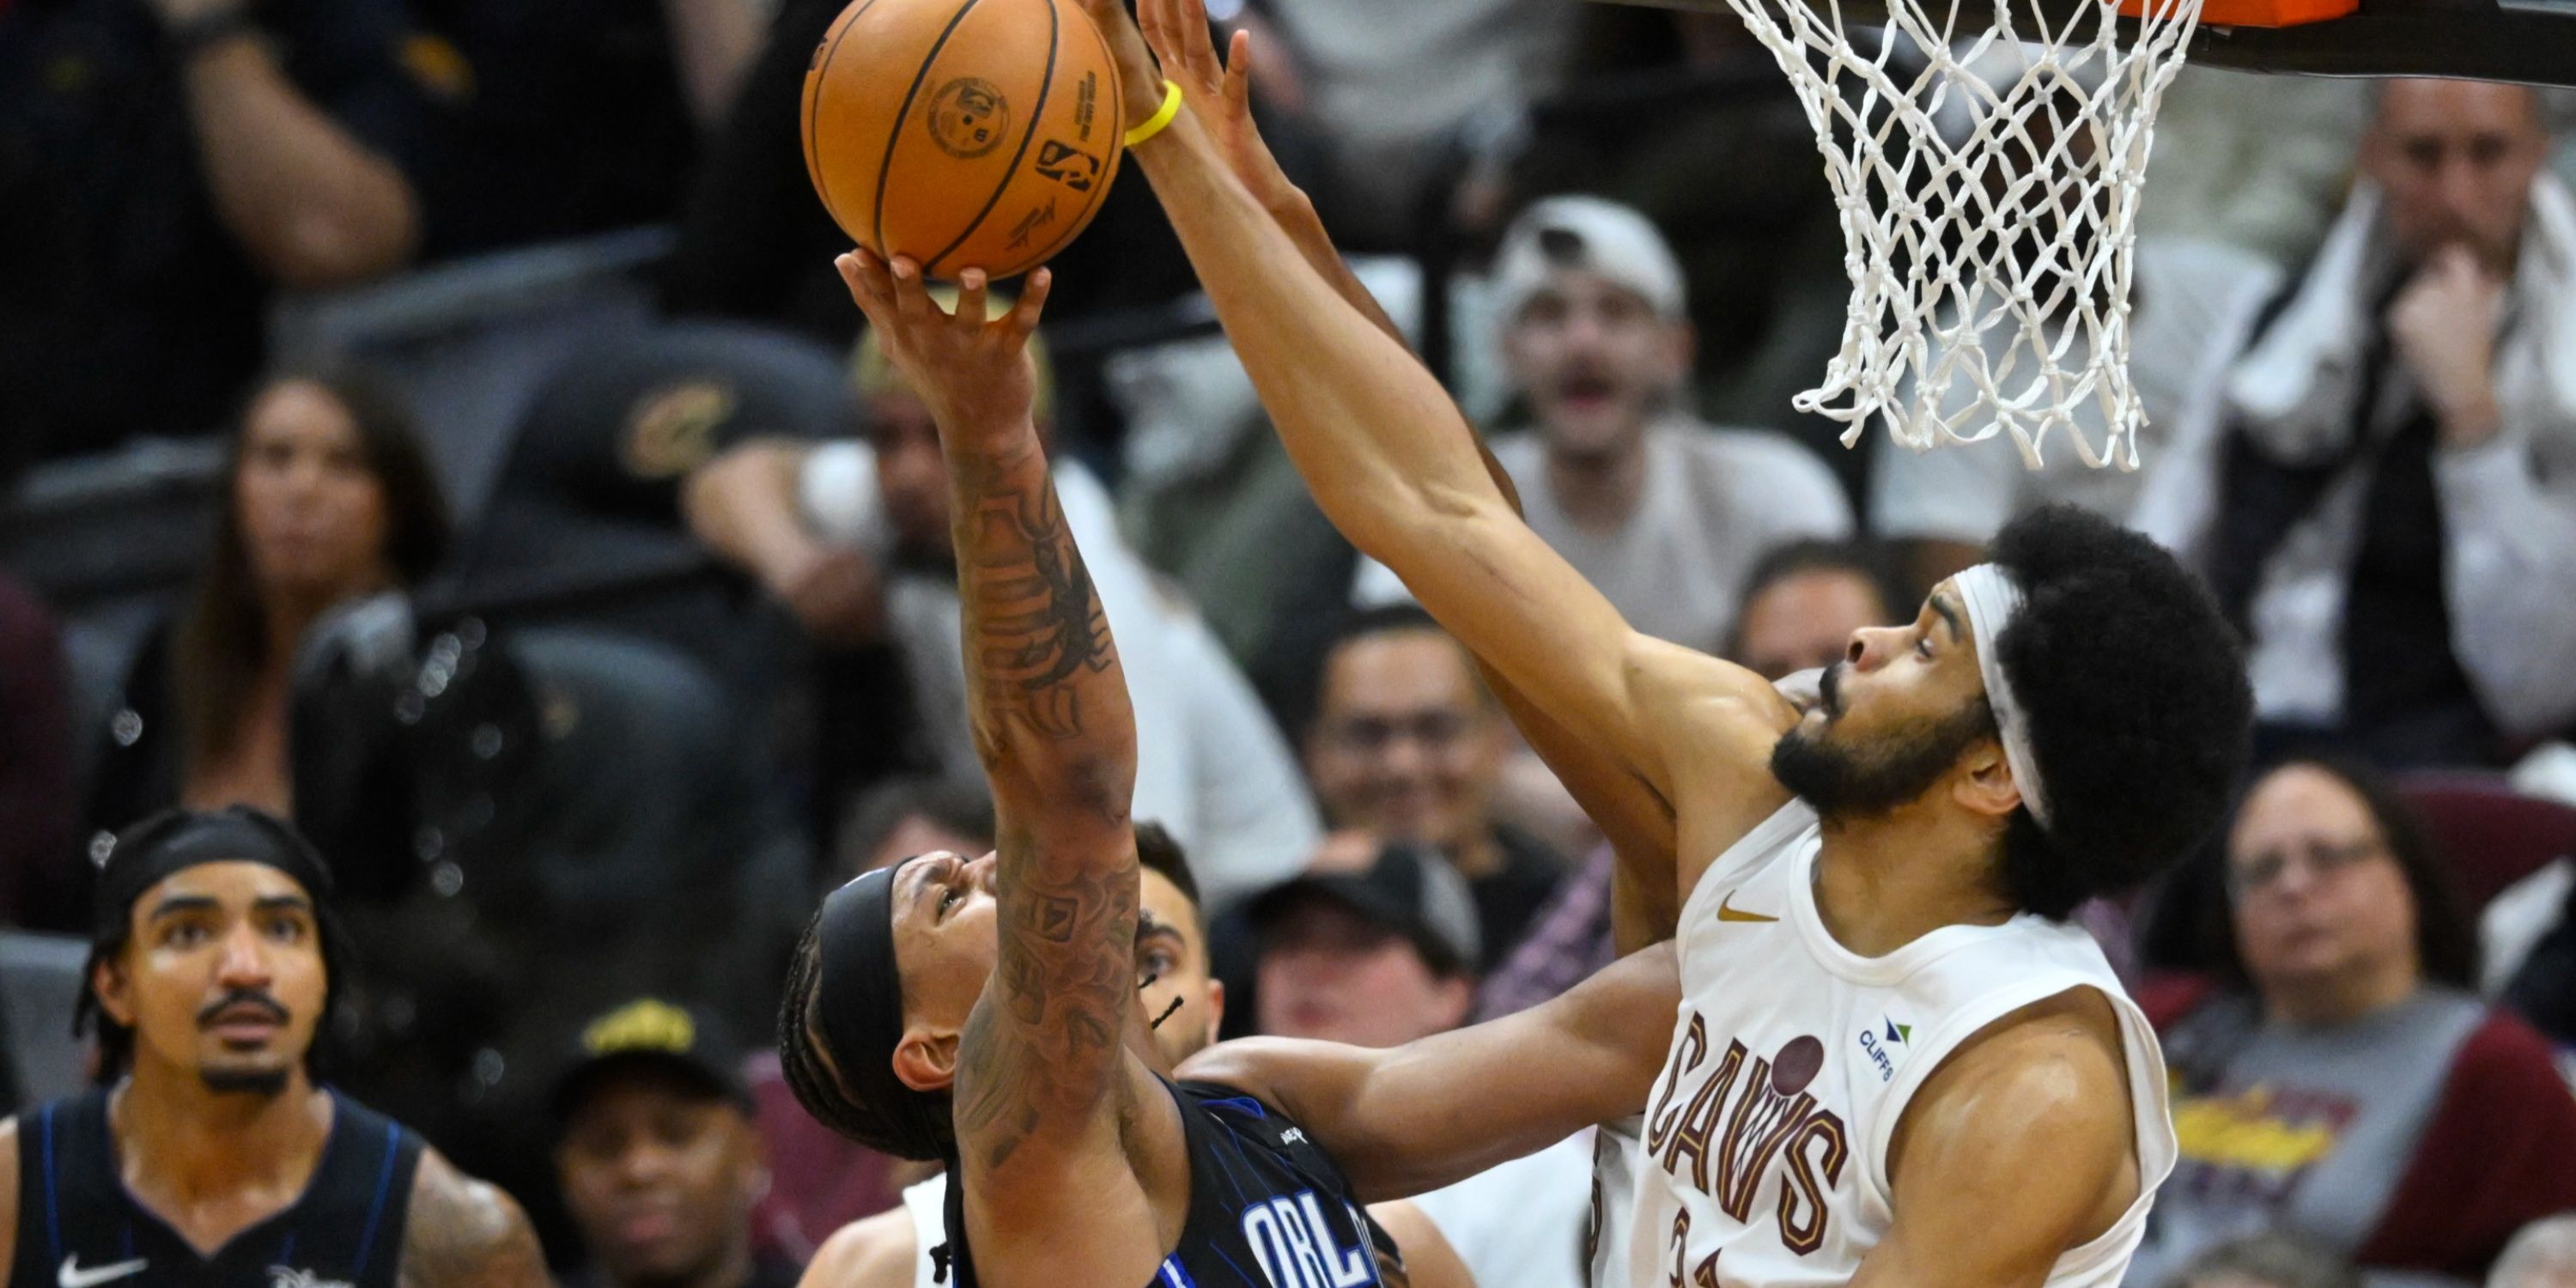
[{"x1": 938, "y1": 1080, "x2": 1406, "y2": 1288}]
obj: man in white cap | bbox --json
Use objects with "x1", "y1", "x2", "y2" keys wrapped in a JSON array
[
  {"x1": 1356, "y1": 196, "x2": 1853, "y2": 654},
  {"x1": 1070, "y1": 3, "x2": 2263, "y2": 1283}
]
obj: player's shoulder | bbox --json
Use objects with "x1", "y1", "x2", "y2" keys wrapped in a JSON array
[
  {"x1": 805, "y1": 1207, "x2": 918, "y2": 1288},
  {"x1": 1906, "y1": 987, "x2": 2134, "y2": 1151},
  {"x1": 398, "y1": 1146, "x2": 549, "y2": 1286}
]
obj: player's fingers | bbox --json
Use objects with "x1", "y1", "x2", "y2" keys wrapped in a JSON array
[
  {"x1": 1011, "y1": 269, "x2": 1054, "y2": 337},
  {"x1": 1176, "y1": 0, "x2": 1216, "y2": 79},
  {"x1": 886, "y1": 255, "x2": 935, "y2": 327},
  {"x1": 954, "y1": 268, "x2": 990, "y2": 333},
  {"x1": 1137, "y1": 0, "x2": 1173, "y2": 70},
  {"x1": 1224, "y1": 30, "x2": 1253, "y2": 113},
  {"x1": 836, "y1": 252, "x2": 896, "y2": 326}
]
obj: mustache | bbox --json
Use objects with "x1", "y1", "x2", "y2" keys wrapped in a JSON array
[
  {"x1": 1820, "y1": 663, "x2": 1845, "y2": 718},
  {"x1": 197, "y1": 989, "x2": 290, "y2": 1029}
]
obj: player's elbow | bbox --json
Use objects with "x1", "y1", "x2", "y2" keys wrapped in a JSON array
[
  {"x1": 982, "y1": 739, "x2": 1138, "y2": 826},
  {"x1": 1340, "y1": 477, "x2": 1506, "y2": 574}
]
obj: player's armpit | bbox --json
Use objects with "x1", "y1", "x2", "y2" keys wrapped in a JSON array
[
  {"x1": 1366, "y1": 1200, "x2": 1477, "y2": 1288},
  {"x1": 1852, "y1": 992, "x2": 2140, "y2": 1288},
  {"x1": 1179, "y1": 944, "x2": 1680, "y2": 1202},
  {"x1": 396, "y1": 1150, "x2": 551, "y2": 1288}
]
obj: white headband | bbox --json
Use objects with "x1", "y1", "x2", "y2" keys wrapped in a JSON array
[{"x1": 1953, "y1": 563, "x2": 2051, "y2": 830}]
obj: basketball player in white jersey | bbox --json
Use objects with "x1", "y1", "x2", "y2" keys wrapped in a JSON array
[{"x1": 1078, "y1": 3, "x2": 2258, "y2": 1285}]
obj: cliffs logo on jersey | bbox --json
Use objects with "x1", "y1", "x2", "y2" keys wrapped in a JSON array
[
  {"x1": 1646, "y1": 1017, "x2": 1850, "y2": 1255},
  {"x1": 1857, "y1": 1016, "x2": 1911, "y2": 1084},
  {"x1": 1237, "y1": 1191, "x2": 1381, "y2": 1288}
]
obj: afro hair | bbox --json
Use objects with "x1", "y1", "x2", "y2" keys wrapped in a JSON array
[{"x1": 1986, "y1": 505, "x2": 2254, "y2": 919}]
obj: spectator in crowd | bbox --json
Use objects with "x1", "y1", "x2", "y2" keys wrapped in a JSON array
[
  {"x1": 1726, "y1": 539, "x2": 1900, "y2": 682},
  {"x1": 2126, "y1": 757, "x2": 2576, "y2": 1287},
  {"x1": 0, "y1": 0, "x2": 430, "y2": 477},
  {"x1": 829, "y1": 775, "x2": 996, "y2": 885},
  {"x1": 2164, "y1": 1231, "x2": 2365, "y2": 1288},
  {"x1": 1248, "y1": 840, "x2": 1482, "y2": 1048},
  {"x1": 1352, "y1": 197, "x2": 1854, "y2": 653},
  {"x1": 1510, "y1": 8, "x2": 1855, "y2": 475},
  {"x1": 85, "y1": 371, "x2": 452, "y2": 837},
  {"x1": 0, "y1": 573, "x2": 77, "y2": 931},
  {"x1": 2137, "y1": 79, "x2": 2576, "y2": 768},
  {"x1": 791, "y1": 823, "x2": 1237, "y2": 1286},
  {"x1": 1298, "y1": 607, "x2": 1565, "y2": 968},
  {"x1": 2492, "y1": 1216, "x2": 2576, "y2": 1288},
  {"x1": 683, "y1": 300, "x2": 1319, "y2": 908},
  {"x1": 408, "y1": 0, "x2": 763, "y2": 257},
  {"x1": 1230, "y1": 841, "x2": 1591, "y2": 1288},
  {"x1": 552, "y1": 998, "x2": 798, "y2": 1288}
]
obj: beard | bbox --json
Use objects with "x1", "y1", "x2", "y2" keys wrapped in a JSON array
[
  {"x1": 1771, "y1": 698, "x2": 1995, "y2": 822},
  {"x1": 199, "y1": 1066, "x2": 293, "y2": 1097}
]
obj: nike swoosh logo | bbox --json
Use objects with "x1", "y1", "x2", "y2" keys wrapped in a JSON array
[
  {"x1": 1716, "y1": 892, "x2": 1778, "y2": 924},
  {"x1": 60, "y1": 1255, "x2": 149, "y2": 1288}
]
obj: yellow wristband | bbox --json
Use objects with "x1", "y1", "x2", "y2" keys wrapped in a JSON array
[{"x1": 1123, "y1": 79, "x2": 1183, "y2": 149}]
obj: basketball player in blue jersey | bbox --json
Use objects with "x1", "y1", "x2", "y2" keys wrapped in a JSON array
[
  {"x1": 1074, "y1": 3, "x2": 2258, "y2": 1285},
  {"x1": 0, "y1": 807, "x2": 549, "y2": 1288},
  {"x1": 772, "y1": 251, "x2": 1473, "y2": 1288}
]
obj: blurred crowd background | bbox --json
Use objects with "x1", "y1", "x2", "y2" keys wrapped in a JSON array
[{"x1": 5, "y1": 0, "x2": 2576, "y2": 1285}]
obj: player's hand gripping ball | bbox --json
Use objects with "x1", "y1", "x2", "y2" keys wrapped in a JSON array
[{"x1": 803, "y1": 0, "x2": 1128, "y2": 281}]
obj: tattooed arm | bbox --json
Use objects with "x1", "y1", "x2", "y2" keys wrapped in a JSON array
[
  {"x1": 396, "y1": 1150, "x2": 551, "y2": 1288},
  {"x1": 832, "y1": 252, "x2": 1176, "y2": 1286}
]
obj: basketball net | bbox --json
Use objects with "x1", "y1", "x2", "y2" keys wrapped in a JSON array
[{"x1": 1722, "y1": 0, "x2": 2208, "y2": 471}]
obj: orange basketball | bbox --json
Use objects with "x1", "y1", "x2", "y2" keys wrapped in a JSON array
[{"x1": 802, "y1": 0, "x2": 1126, "y2": 282}]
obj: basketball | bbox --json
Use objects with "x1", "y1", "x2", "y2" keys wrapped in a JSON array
[{"x1": 801, "y1": 0, "x2": 1127, "y2": 282}]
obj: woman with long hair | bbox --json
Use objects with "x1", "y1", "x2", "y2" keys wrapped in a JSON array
[
  {"x1": 2125, "y1": 757, "x2": 2576, "y2": 1287},
  {"x1": 85, "y1": 369, "x2": 450, "y2": 838}
]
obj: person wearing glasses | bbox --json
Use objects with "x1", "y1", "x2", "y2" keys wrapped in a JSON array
[
  {"x1": 1294, "y1": 606, "x2": 1566, "y2": 972},
  {"x1": 2124, "y1": 757, "x2": 2576, "y2": 1288}
]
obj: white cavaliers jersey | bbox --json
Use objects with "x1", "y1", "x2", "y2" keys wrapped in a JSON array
[
  {"x1": 1617, "y1": 801, "x2": 2177, "y2": 1288},
  {"x1": 903, "y1": 1176, "x2": 947, "y2": 1288}
]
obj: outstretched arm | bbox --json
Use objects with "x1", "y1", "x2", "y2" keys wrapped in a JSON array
[
  {"x1": 1121, "y1": 3, "x2": 1696, "y2": 926},
  {"x1": 833, "y1": 254, "x2": 1167, "y2": 1278},
  {"x1": 1178, "y1": 944, "x2": 1680, "y2": 1202}
]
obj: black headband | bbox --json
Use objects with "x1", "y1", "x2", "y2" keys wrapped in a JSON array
[
  {"x1": 92, "y1": 807, "x2": 335, "y2": 944},
  {"x1": 813, "y1": 858, "x2": 951, "y2": 1161}
]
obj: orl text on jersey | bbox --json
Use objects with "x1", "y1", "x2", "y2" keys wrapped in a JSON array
[{"x1": 1238, "y1": 1191, "x2": 1380, "y2": 1288}]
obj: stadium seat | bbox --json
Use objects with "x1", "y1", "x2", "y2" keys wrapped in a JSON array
[
  {"x1": 2397, "y1": 772, "x2": 2576, "y2": 912},
  {"x1": 0, "y1": 931, "x2": 92, "y2": 1108}
]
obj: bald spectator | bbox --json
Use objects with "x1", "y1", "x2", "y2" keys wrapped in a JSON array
[
  {"x1": 1, "y1": 0, "x2": 429, "y2": 473},
  {"x1": 2493, "y1": 1217, "x2": 2576, "y2": 1288},
  {"x1": 1355, "y1": 197, "x2": 1853, "y2": 653},
  {"x1": 2140, "y1": 80, "x2": 2576, "y2": 768}
]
